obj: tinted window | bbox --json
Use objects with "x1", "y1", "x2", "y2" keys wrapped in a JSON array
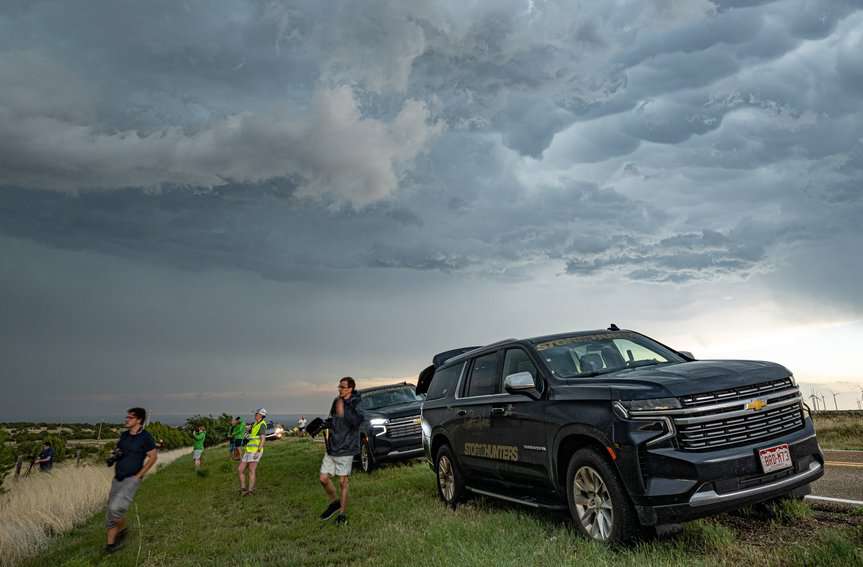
[
  {"x1": 535, "y1": 332, "x2": 681, "y2": 378},
  {"x1": 426, "y1": 363, "x2": 464, "y2": 401},
  {"x1": 359, "y1": 387, "x2": 420, "y2": 410},
  {"x1": 466, "y1": 352, "x2": 499, "y2": 397},
  {"x1": 503, "y1": 348, "x2": 537, "y2": 385}
]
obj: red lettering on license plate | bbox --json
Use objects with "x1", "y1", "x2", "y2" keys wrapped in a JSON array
[{"x1": 758, "y1": 443, "x2": 792, "y2": 474}]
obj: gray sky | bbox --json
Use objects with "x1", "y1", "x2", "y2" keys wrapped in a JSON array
[{"x1": 2, "y1": 0, "x2": 863, "y2": 419}]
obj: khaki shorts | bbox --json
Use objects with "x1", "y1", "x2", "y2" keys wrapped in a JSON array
[
  {"x1": 241, "y1": 451, "x2": 263, "y2": 463},
  {"x1": 320, "y1": 453, "x2": 353, "y2": 477}
]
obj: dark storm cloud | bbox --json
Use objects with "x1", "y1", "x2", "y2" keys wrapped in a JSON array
[{"x1": 0, "y1": 0, "x2": 861, "y2": 299}]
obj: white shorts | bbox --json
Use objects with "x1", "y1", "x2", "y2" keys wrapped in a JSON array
[
  {"x1": 320, "y1": 453, "x2": 353, "y2": 477},
  {"x1": 241, "y1": 451, "x2": 263, "y2": 463},
  {"x1": 192, "y1": 449, "x2": 203, "y2": 461}
]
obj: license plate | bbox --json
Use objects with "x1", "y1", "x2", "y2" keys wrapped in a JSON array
[{"x1": 758, "y1": 443, "x2": 792, "y2": 473}]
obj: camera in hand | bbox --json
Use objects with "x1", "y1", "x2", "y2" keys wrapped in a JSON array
[
  {"x1": 105, "y1": 448, "x2": 123, "y2": 467},
  {"x1": 304, "y1": 417, "x2": 331, "y2": 438}
]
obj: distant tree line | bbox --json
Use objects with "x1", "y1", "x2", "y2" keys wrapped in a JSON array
[
  {"x1": 182, "y1": 414, "x2": 236, "y2": 447},
  {"x1": 0, "y1": 420, "x2": 201, "y2": 490}
]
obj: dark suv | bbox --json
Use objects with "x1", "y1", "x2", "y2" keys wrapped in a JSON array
[
  {"x1": 356, "y1": 383, "x2": 425, "y2": 473},
  {"x1": 419, "y1": 327, "x2": 823, "y2": 543}
]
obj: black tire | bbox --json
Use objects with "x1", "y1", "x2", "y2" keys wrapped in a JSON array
[
  {"x1": 435, "y1": 445, "x2": 465, "y2": 508},
  {"x1": 565, "y1": 448, "x2": 639, "y2": 544},
  {"x1": 359, "y1": 436, "x2": 375, "y2": 473}
]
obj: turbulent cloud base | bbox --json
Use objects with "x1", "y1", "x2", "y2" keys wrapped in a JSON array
[{"x1": 1, "y1": 0, "x2": 862, "y2": 415}]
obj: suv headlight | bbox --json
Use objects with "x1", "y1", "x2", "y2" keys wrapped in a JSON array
[
  {"x1": 370, "y1": 418, "x2": 388, "y2": 437},
  {"x1": 614, "y1": 398, "x2": 679, "y2": 448},
  {"x1": 620, "y1": 397, "x2": 681, "y2": 413}
]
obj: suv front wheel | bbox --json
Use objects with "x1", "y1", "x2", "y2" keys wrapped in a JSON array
[
  {"x1": 435, "y1": 445, "x2": 465, "y2": 508},
  {"x1": 359, "y1": 436, "x2": 375, "y2": 473},
  {"x1": 565, "y1": 448, "x2": 639, "y2": 544}
]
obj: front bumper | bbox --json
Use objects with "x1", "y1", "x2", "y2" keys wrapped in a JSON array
[
  {"x1": 372, "y1": 434, "x2": 423, "y2": 462},
  {"x1": 615, "y1": 418, "x2": 823, "y2": 526}
]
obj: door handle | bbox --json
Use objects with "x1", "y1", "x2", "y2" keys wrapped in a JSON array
[
  {"x1": 490, "y1": 407, "x2": 506, "y2": 417},
  {"x1": 457, "y1": 409, "x2": 469, "y2": 417}
]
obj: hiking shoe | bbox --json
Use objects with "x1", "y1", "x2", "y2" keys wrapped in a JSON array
[
  {"x1": 335, "y1": 513, "x2": 347, "y2": 526},
  {"x1": 319, "y1": 500, "x2": 341, "y2": 521},
  {"x1": 104, "y1": 542, "x2": 122, "y2": 554}
]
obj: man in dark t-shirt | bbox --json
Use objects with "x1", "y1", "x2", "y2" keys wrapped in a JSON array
[
  {"x1": 35, "y1": 441, "x2": 54, "y2": 472},
  {"x1": 105, "y1": 407, "x2": 158, "y2": 554}
]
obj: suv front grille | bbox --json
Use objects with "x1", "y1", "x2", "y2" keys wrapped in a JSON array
[
  {"x1": 673, "y1": 379, "x2": 804, "y2": 451},
  {"x1": 387, "y1": 415, "x2": 421, "y2": 438},
  {"x1": 679, "y1": 377, "x2": 795, "y2": 407}
]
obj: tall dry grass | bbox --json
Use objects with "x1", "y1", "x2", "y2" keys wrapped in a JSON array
[{"x1": 0, "y1": 447, "x2": 191, "y2": 567}]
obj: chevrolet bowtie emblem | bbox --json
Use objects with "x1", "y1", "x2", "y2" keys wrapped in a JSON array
[{"x1": 746, "y1": 399, "x2": 767, "y2": 411}]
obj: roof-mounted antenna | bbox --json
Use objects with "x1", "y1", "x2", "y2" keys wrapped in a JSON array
[{"x1": 608, "y1": 323, "x2": 619, "y2": 331}]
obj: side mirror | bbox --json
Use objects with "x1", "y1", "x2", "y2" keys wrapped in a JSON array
[
  {"x1": 504, "y1": 372, "x2": 540, "y2": 399},
  {"x1": 678, "y1": 351, "x2": 695, "y2": 361}
]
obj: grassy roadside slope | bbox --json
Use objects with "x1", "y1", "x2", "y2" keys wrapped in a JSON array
[
  {"x1": 23, "y1": 439, "x2": 863, "y2": 567},
  {"x1": 813, "y1": 413, "x2": 863, "y2": 450}
]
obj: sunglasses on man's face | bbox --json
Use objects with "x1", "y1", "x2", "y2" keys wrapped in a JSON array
[{"x1": 338, "y1": 385, "x2": 350, "y2": 389}]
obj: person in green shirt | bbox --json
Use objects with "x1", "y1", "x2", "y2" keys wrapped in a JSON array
[
  {"x1": 231, "y1": 417, "x2": 245, "y2": 461},
  {"x1": 192, "y1": 425, "x2": 206, "y2": 470}
]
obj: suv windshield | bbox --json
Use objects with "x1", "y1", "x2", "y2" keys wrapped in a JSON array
[
  {"x1": 359, "y1": 387, "x2": 420, "y2": 410},
  {"x1": 533, "y1": 332, "x2": 683, "y2": 378}
]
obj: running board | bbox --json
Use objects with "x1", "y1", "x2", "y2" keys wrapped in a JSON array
[{"x1": 466, "y1": 486, "x2": 568, "y2": 510}]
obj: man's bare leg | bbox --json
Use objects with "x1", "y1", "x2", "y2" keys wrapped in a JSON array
[
  {"x1": 319, "y1": 473, "x2": 337, "y2": 501},
  {"x1": 338, "y1": 475, "x2": 349, "y2": 513},
  {"x1": 106, "y1": 517, "x2": 126, "y2": 545},
  {"x1": 247, "y1": 462, "x2": 258, "y2": 492},
  {"x1": 238, "y1": 461, "x2": 247, "y2": 491}
]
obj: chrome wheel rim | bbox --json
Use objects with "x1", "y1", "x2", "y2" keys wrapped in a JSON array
[
  {"x1": 573, "y1": 466, "x2": 614, "y2": 541},
  {"x1": 361, "y1": 443, "x2": 370, "y2": 471},
  {"x1": 438, "y1": 455, "x2": 455, "y2": 502}
]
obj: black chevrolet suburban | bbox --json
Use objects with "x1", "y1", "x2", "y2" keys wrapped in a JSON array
[
  {"x1": 418, "y1": 327, "x2": 823, "y2": 543},
  {"x1": 356, "y1": 382, "x2": 425, "y2": 473}
]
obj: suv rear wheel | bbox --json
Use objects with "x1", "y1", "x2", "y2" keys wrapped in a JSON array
[
  {"x1": 565, "y1": 448, "x2": 639, "y2": 544},
  {"x1": 359, "y1": 436, "x2": 375, "y2": 473},
  {"x1": 435, "y1": 445, "x2": 465, "y2": 508}
]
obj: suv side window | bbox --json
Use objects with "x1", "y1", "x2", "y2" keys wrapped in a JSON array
[
  {"x1": 465, "y1": 352, "x2": 500, "y2": 397},
  {"x1": 502, "y1": 348, "x2": 538, "y2": 386},
  {"x1": 426, "y1": 362, "x2": 464, "y2": 401}
]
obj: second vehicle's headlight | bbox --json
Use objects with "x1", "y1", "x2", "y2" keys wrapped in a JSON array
[{"x1": 370, "y1": 417, "x2": 388, "y2": 437}]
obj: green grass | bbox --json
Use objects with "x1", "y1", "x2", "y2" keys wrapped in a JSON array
[
  {"x1": 21, "y1": 439, "x2": 863, "y2": 567},
  {"x1": 812, "y1": 413, "x2": 863, "y2": 450}
]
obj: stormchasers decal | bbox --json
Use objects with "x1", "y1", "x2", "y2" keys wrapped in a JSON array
[
  {"x1": 535, "y1": 332, "x2": 633, "y2": 351},
  {"x1": 464, "y1": 443, "x2": 519, "y2": 462}
]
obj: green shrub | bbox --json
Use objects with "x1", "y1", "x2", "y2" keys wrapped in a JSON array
[
  {"x1": 145, "y1": 422, "x2": 194, "y2": 450},
  {"x1": 184, "y1": 414, "x2": 234, "y2": 448},
  {"x1": 0, "y1": 430, "x2": 15, "y2": 489}
]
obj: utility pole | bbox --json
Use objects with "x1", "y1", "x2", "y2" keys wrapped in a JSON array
[{"x1": 831, "y1": 392, "x2": 839, "y2": 411}]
